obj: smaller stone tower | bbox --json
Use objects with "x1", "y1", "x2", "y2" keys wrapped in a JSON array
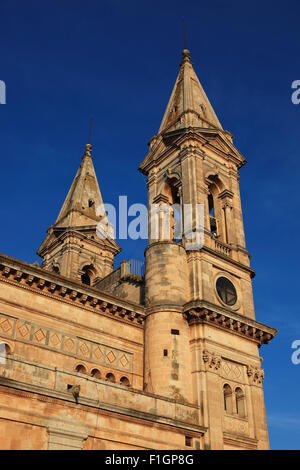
[{"x1": 37, "y1": 143, "x2": 121, "y2": 285}]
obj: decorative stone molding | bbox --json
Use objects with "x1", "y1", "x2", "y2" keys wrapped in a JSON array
[
  {"x1": 163, "y1": 168, "x2": 182, "y2": 187},
  {"x1": 184, "y1": 303, "x2": 277, "y2": 347},
  {"x1": 223, "y1": 432, "x2": 258, "y2": 450},
  {"x1": 213, "y1": 239, "x2": 232, "y2": 257},
  {"x1": 152, "y1": 193, "x2": 170, "y2": 205},
  {"x1": 0, "y1": 256, "x2": 145, "y2": 327},
  {"x1": 222, "y1": 201, "x2": 233, "y2": 210},
  {"x1": 202, "y1": 349, "x2": 222, "y2": 371},
  {"x1": 223, "y1": 415, "x2": 249, "y2": 436},
  {"x1": 0, "y1": 311, "x2": 133, "y2": 373},
  {"x1": 247, "y1": 365, "x2": 264, "y2": 384},
  {"x1": 218, "y1": 189, "x2": 234, "y2": 200},
  {"x1": 47, "y1": 427, "x2": 88, "y2": 450},
  {"x1": 0, "y1": 369, "x2": 207, "y2": 441},
  {"x1": 221, "y1": 360, "x2": 243, "y2": 380}
]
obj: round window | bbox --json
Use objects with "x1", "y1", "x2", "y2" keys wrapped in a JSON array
[{"x1": 216, "y1": 277, "x2": 237, "y2": 306}]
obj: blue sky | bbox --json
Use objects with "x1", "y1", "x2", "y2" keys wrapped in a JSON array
[{"x1": 0, "y1": 0, "x2": 299, "y2": 449}]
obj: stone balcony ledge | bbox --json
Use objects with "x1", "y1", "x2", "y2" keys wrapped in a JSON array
[{"x1": 0, "y1": 355, "x2": 206, "y2": 435}]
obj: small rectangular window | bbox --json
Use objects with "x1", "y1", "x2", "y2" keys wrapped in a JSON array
[
  {"x1": 171, "y1": 329, "x2": 180, "y2": 335},
  {"x1": 185, "y1": 436, "x2": 192, "y2": 447},
  {"x1": 163, "y1": 349, "x2": 168, "y2": 356}
]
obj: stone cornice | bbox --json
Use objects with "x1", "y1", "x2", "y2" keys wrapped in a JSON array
[
  {"x1": 120, "y1": 273, "x2": 144, "y2": 285},
  {"x1": 183, "y1": 301, "x2": 277, "y2": 347},
  {"x1": 38, "y1": 227, "x2": 121, "y2": 257},
  {"x1": 223, "y1": 432, "x2": 258, "y2": 450},
  {"x1": 0, "y1": 253, "x2": 145, "y2": 327},
  {"x1": 146, "y1": 305, "x2": 184, "y2": 315},
  {"x1": 140, "y1": 128, "x2": 246, "y2": 176}
]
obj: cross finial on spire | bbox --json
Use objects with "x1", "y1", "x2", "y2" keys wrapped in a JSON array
[
  {"x1": 182, "y1": 17, "x2": 187, "y2": 50},
  {"x1": 181, "y1": 18, "x2": 191, "y2": 64},
  {"x1": 88, "y1": 117, "x2": 93, "y2": 144},
  {"x1": 84, "y1": 144, "x2": 92, "y2": 157},
  {"x1": 181, "y1": 48, "x2": 191, "y2": 63},
  {"x1": 83, "y1": 143, "x2": 92, "y2": 157},
  {"x1": 83, "y1": 117, "x2": 93, "y2": 158}
]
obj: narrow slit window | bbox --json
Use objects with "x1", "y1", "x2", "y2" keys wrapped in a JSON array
[
  {"x1": 223, "y1": 384, "x2": 233, "y2": 414},
  {"x1": 235, "y1": 387, "x2": 246, "y2": 418},
  {"x1": 208, "y1": 193, "x2": 218, "y2": 236}
]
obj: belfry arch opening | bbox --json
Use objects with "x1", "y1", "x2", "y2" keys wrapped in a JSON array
[
  {"x1": 81, "y1": 264, "x2": 96, "y2": 286},
  {"x1": 52, "y1": 265, "x2": 60, "y2": 274},
  {"x1": 208, "y1": 192, "x2": 218, "y2": 236},
  {"x1": 206, "y1": 175, "x2": 224, "y2": 240}
]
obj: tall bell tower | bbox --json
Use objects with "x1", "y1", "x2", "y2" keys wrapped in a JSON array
[{"x1": 140, "y1": 49, "x2": 277, "y2": 449}]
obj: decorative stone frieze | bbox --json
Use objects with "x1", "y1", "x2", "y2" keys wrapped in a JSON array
[{"x1": 0, "y1": 312, "x2": 133, "y2": 373}]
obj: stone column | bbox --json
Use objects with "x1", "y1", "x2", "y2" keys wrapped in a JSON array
[
  {"x1": 247, "y1": 366, "x2": 269, "y2": 449},
  {"x1": 218, "y1": 190, "x2": 234, "y2": 245},
  {"x1": 201, "y1": 349, "x2": 224, "y2": 449}
]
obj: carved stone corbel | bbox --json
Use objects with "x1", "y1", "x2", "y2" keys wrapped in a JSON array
[
  {"x1": 70, "y1": 291, "x2": 77, "y2": 300},
  {"x1": 14, "y1": 271, "x2": 23, "y2": 281},
  {"x1": 247, "y1": 365, "x2": 264, "y2": 385},
  {"x1": 80, "y1": 295, "x2": 88, "y2": 304},
  {"x1": 202, "y1": 349, "x2": 222, "y2": 371}
]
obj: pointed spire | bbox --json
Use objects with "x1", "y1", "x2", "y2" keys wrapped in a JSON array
[
  {"x1": 37, "y1": 141, "x2": 121, "y2": 280},
  {"x1": 158, "y1": 49, "x2": 223, "y2": 135},
  {"x1": 54, "y1": 142, "x2": 104, "y2": 227}
]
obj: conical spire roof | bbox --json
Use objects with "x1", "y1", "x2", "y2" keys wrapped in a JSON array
[
  {"x1": 158, "y1": 49, "x2": 223, "y2": 135},
  {"x1": 55, "y1": 143, "x2": 105, "y2": 228},
  {"x1": 37, "y1": 142, "x2": 121, "y2": 273}
]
